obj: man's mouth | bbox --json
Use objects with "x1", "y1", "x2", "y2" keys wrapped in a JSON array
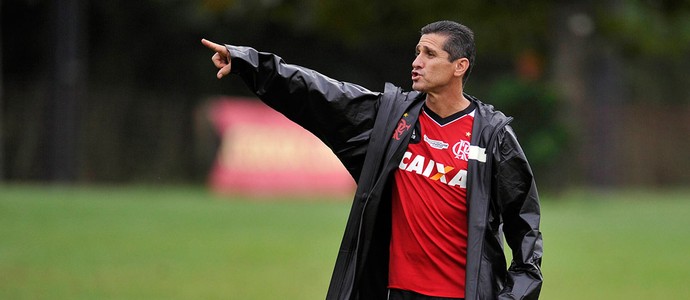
[{"x1": 411, "y1": 71, "x2": 421, "y2": 81}]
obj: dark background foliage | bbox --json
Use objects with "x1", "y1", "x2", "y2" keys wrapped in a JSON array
[{"x1": 2, "y1": 0, "x2": 689, "y2": 189}]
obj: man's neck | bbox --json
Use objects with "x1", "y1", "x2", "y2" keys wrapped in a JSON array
[{"x1": 424, "y1": 88, "x2": 470, "y2": 118}]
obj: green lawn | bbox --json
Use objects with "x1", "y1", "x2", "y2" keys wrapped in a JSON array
[
  {"x1": 1, "y1": 185, "x2": 689, "y2": 299},
  {"x1": 539, "y1": 189, "x2": 690, "y2": 299}
]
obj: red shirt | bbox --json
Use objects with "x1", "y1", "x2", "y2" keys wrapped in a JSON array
[{"x1": 389, "y1": 103, "x2": 475, "y2": 298}]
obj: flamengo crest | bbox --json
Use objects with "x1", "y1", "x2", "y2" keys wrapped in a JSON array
[
  {"x1": 453, "y1": 140, "x2": 471, "y2": 161},
  {"x1": 393, "y1": 118, "x2": 411, "y2": 140}
]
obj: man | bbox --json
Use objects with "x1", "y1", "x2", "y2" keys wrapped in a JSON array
[{"x1": 202, "y1": 20, "x2": 543, "y2": 300}]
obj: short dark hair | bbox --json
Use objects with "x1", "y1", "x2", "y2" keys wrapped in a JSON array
[{"x1": 421, "y1": 20, "x2": 476, "y2": 84}]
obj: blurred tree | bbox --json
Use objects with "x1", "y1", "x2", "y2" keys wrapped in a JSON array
[
  {"x1": 2, "y1": 0, "x2": 688, "y2": 186},
  {"x1": 487, "y1": 77, "x2": 569, "y2": 183},
  {"x1": 596, "y1": 0, "x2": 690, "y2": 105}
]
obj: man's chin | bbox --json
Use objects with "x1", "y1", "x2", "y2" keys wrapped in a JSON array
[{"x1": 411, "y1": 83, "x2": 426, "y2": 92}]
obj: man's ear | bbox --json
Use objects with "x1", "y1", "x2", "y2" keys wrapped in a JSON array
[{"x1": 454, "y1": 58, "x2": 470, "y2": 78}]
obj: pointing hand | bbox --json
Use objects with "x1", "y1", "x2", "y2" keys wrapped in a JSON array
[{"x1": 201, "y1": 38, "x2": 232, "y2": 79}]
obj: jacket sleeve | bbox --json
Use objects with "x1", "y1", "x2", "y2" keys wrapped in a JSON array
[
  {"x1": 494, "y1": 125, "x2": 543, "y2": 300},
  {"x1": 225, "y1": 45, "x2": 381, "y2": 180}
]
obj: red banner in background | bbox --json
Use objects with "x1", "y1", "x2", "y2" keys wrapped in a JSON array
[{"x1": 207, "y1": 98, "x2": 355, "y2": 197}]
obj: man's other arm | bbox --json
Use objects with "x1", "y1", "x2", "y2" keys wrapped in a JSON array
[{"x1": 494, "y1": 126, "x2": 543, "y2": 300}]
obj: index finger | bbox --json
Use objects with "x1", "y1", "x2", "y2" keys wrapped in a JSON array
[{"x1": 201, "y1": 38, "x2": 228, "y2": 54}]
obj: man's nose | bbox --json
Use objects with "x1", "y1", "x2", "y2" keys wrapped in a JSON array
[{"x1": 412, "y1": 55, "x2": 423, "y2": 69}]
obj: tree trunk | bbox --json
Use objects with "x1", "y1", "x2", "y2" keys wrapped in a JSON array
[{"x1": 48, "y1": 0, "x2": 87, "y2": 181}]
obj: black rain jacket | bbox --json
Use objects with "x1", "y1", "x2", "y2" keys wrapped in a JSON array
[{"x1": 226, "y1": 45, "x2": 543, "y2": 300}]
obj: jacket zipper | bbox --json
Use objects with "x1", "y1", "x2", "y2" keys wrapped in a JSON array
[
  {"x1": 343, "y1": 172, "x2": 384, "y2": 299},
  {"x1": 343, "y1": 90, "x2": 419, "y2": 299},
  {"x1": 470, "y1": 116, "x2": 512, "y2": 299}
]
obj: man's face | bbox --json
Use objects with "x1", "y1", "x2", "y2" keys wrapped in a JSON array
[{"x1": 411, "y1": 33, "x2": 459, "y2": 93}]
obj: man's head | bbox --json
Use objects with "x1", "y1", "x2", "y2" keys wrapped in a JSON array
[{"x1": 412, "y1": 21, "x2": 475, "y2": 92}]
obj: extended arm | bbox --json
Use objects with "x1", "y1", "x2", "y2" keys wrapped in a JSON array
[{"x1": 201, "y1": 39, "x2": 381, "y2": 180}]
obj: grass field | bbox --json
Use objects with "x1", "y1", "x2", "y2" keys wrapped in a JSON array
[{"x1": 1, "y1": 185, "x2": 689, "y2": 299}]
